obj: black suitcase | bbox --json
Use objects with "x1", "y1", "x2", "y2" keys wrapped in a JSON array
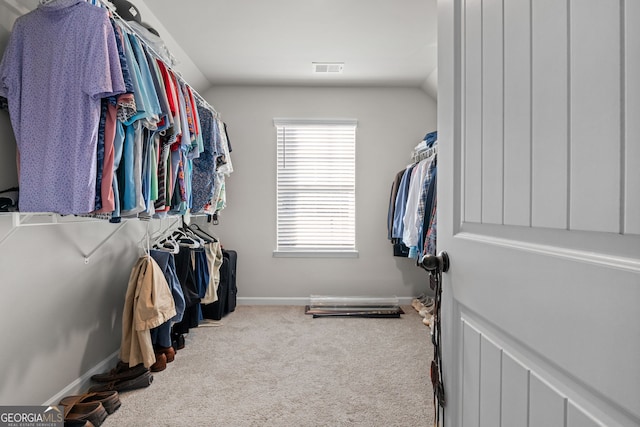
[
  {"x1": 224, "y1": 249, "x2": 238, "y2": 313},
  {"x1": 202, "y1": 249, "x2": 237, "y2": 320}
]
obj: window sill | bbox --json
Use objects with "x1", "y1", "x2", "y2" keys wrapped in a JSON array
[{"x1": 272, "y1": 250, "x2": 359, "y2": 259}]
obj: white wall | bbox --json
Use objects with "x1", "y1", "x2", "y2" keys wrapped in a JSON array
[
  {"x1": 199, "y1": 85, "x2": 437, "y2": 302},
  {"x1": 134, "y1": 0, "x2": 209, "y2": 92},
  {"x1": 0, "y1": 215, "x2": 149, "y2": 405}
]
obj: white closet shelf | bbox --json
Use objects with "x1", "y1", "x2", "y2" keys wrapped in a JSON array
[
  {"x1": 0, "y1": 212, "x2": 133, "y2": 264},
  {"x1": 0, "y1": 211, "x2": 131, "y2": 226}
]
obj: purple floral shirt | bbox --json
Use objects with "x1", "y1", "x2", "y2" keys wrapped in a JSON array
[{"x1": 0, "y1": 0, "x2": 125, "y2": 214}]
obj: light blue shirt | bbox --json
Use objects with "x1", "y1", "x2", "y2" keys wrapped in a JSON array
[{"x1": 392, "y1": 164, "x2": 416, "y2": 239}]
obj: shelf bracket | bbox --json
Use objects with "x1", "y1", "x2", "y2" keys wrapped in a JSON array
[{"x1": 83, "y1": 221, "x2": 129, "y2": 264}]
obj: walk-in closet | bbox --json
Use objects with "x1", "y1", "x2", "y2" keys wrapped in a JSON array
[
  {"x1": 1, "y1": 0, "x2": 638, "y2": 426},
  {"x1": 0, "y1": 0, "x2": 438, "y2": 425}
]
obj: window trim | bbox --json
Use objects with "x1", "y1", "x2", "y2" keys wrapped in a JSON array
[{"x1": 272, "y1": 250, "x2": 359, "y2": 258}]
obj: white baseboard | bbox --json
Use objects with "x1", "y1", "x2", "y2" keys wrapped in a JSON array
[
  {"x1": 237, "y1": 297, "x2": 415, "y2": 306},
  {"x1": 237, "y1": 297, "x2": 309, "y2": 305},
  {"x1": 44, "y1": 350, "x2": 120, "y2": 406}
]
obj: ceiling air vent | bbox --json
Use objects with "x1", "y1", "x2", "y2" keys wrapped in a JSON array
[{"x1": 313, "y1": 62, "x2": 344, "y2": 74}]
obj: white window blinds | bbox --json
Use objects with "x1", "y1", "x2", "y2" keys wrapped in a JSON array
[{"x1": 274, "y1": 118, "x2": 357, "y2": 255}]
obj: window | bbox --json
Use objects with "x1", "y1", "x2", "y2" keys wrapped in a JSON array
[{"x1": 274, "y1": 118, "x2": 357, "y2": 257}]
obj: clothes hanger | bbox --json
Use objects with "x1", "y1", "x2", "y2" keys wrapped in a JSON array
[
  {"x1": 168, "y1": 228, "x2": 201, "y2": 249},
  {"x1": 136, "y1": 220, "x2": 152, "y2": 259},
  {"x1": 187, "y1": 223, "x2": 218, "y2": 243},
  {"x1": 151, "y1": 226, "x2": 180, "y2": 254},
  {"x1": 182, "y1": 226, "x2": 206, "y2": 247},
  {"x1": 174, "y1": 216, "x2": 206, "y2": 247},
  {"x1": 153, "y1": 236, "x2": 180, "y2": 254},
  {"x1": 146, "y1": 217, "x2": 182, "y2": 253}
]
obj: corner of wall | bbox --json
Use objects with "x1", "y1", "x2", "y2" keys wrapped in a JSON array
[
  {"x1": 421, "y1": 68, "x2": 438, "y2": 104},
  {"x1": 134, "y1": 0, "x2": 210, "y2": 92}
]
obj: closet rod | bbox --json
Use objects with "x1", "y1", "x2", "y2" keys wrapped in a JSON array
[{"x1": 93, "y1": 0, "x2": 218, "y2": 117}]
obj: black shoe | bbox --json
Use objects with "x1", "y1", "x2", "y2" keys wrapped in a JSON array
[
  {"x1": 90, "y1": 361, "x2": 148, "y2": 383},
  {"x1": 88, "y1": 371, "x2": 153, "y2": 393},
  {"x1": 171, "y1": 333, "x2": 185, "y2": 352}
]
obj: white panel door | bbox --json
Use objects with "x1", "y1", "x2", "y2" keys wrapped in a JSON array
[{"x1": 438, "y1": 0, "x2": 640, "y2": 426}]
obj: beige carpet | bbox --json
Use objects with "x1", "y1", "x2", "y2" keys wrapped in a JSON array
[{"x1": 103, "y1": 305, "x2": 434, "y2": 427}]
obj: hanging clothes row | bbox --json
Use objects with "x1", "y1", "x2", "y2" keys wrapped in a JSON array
[
  {"x1": 388, "y1": 131, "x2": 438, "y2": 260},
  {"x1": 120, "y1": 220, "x2": 225, "y2": 372},
  {"x1": 0, "y1": 0, "x2": 233, "y2": 219}
]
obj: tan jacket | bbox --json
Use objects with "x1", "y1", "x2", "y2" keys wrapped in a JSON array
[
  {"x1": 201, "y1": 241, "x2": 223, "y2": 304},
  {"x1": 120, "y1": 256, "x2": 176, "y2": 368}
]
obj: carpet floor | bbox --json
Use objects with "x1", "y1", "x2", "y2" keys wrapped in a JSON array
[{"x1": 103, "y1": 305, "x2": 434, "y2": 427}]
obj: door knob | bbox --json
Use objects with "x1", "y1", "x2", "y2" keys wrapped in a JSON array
[{"x1": 420, "y1": 251, "x2": 450, "y2": 273}]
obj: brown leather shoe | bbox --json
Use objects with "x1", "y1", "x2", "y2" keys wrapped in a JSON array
[
  {"x1": 60, "y1": 391, "x2": 121, "y2": 415},
  {"x1": 150, "y1": 352, "x2": 167, "y2": 372},
  {"x1": 63, "y1": 420, "x2": 95, "y2": 427},
  {"x1": 90, "y1": 361, "x2": 148, "y2": 383},
  {"x1": 155, "y1": 345, "x2": 175, "y2": 363},
  {"x1": 63, "y1": 401, "x2": 107, "y2": 427}
]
